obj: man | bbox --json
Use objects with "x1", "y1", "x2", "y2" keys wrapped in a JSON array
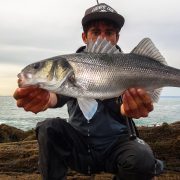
[{"x1": 14, "y1": 3, "x2": 163, "y2": 180}]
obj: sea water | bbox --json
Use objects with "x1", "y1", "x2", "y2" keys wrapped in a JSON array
[{"x1": 0, "y1": 96, "x2": 179, "y2": 131}]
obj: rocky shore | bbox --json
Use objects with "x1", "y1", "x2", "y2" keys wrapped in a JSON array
[{"x1": 0, "y1": 121, "x2": 180, "y2": 180}]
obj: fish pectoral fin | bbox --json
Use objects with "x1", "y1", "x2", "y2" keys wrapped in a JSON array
[
  {"x1": 148, "y1": 88, "x2": 163, "y2": 103},
  {"x1": 71, "y1": 79, "x2": 89, "y2": 91},
  {"x1": 77, "y1": 98, "x2": 98, "y2": 120}
]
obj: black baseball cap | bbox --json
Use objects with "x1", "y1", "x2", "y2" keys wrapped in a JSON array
[{"x1": 82, "y1": 3, "x2": 125, "y2": 29}]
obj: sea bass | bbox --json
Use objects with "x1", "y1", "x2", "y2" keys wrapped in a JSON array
[{"x1": 18, "y1": 38, "x2": 180, "y2": 120}]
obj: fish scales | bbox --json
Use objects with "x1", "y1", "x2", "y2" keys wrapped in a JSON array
[{"x1": 52, "y1": 52, "x2": 180, "y2": 99}]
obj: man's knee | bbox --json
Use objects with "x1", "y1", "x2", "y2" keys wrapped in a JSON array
[
  {"x1": 121, "y1": 140, "x2": 155, "y2": 172},
  {"x1": 35, "y1": 117, "x2": 67, "y2": 140},
  {"x1": 116, "y1": 139, "x2": 156, "y2": 179}
]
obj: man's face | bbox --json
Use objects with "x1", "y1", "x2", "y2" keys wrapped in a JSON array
[{"x1": 82, "y1": 21, "x2": 119, "y2": 45}]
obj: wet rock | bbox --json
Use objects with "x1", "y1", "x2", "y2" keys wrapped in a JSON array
[
  {"x1": 0, "y1": 124, "x2": 26, "y2": 143},
  {"x1": 0, "y1": 124, "x2": 36, "y2": 143}
]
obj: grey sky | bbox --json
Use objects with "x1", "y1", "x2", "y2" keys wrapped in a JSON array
[{"x1": 0, "y1": 0, "x2": 180, "y2": 95}]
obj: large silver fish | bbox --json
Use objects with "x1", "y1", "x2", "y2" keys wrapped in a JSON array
[{"x1": 18, "y1": 38, "x2": 180, "y2": 120}]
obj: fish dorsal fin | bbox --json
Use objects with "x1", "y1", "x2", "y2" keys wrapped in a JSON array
[
  {"x1": 131, "y1": 38, "x2": 167, "y2": 65},
  {"x1": 85, "y1": 37, "x2": 120, "y2": 54}
]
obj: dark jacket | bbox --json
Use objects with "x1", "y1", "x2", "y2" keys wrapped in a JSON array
[{"x1": 55, "y1": 45, "x2": 136, "y2": 150}]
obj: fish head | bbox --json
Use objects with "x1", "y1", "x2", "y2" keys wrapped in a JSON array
[
  {"x1": 18, "y1": 57, "x2": 74, "y2": 92},
  {"x1": 18, "y1": 59, "x2": 55, "y2": 88}
]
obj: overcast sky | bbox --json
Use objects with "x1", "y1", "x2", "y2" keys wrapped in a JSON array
[{"x1": 0, "y1": 0, "x2": 180, "y2": 96}]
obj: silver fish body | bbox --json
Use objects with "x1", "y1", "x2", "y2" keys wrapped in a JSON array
[{"x1": 58, "y1": 52, "x2": 180, "y2": 100}]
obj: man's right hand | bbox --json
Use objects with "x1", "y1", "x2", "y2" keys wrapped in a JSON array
[{"x1": 13, "y1": 86, "x2": 57, "y2": 114}]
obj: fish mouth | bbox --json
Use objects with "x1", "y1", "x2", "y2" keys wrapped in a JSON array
[
  {"x1": 18, "y1": 78, "x2": 25, "y2": 88},
  {"x1": 17, "y1": 72, "x2": 56, "y2": 89},
  {"x1": 17, "y1": 73, "x2": 28, "y2": 87},
  {"x1": 18, "y1": 72, "x2": 33, "y2": 79},
  {"x1": 17, "y1": 72, "x2": 39, "y2": 88}
]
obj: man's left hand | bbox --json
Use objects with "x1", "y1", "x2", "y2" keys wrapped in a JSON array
[{"x1": 120, "y1": 88, "x2": 154, "y2": 119}]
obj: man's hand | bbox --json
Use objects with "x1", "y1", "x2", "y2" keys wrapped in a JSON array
[
  {"x1": 13, "y1": 86, "x2": 57, "y2": 114},
  {"x1": 121, "y1": 88, "x2": 154, "y2": 119}
]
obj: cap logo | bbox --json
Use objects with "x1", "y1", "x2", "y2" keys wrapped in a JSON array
[
  {"x1": 82, "y1": 3, "x2": 124, "y2": 28},
  {"x1": 91, "y1": 4, "x2": 115, "y2": 13}
]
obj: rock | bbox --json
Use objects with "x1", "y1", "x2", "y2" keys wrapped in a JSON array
[
  {"x1": 0, "y1": 124, "x2": 36, "y2": 143},
  {"x1": 0, "y1": 122, "x2": 180, "y2": 179},
  {"x1": 0, "y1": 124, "x2": 26, "y2": 143},
  {"x1": 0, "y1": 140, "x2": 38, "y2": 173},
  {"x1": 138, "y1": 121, "x2": 180, "y2": 171}
]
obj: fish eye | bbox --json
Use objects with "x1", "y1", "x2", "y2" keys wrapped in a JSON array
[{"x1": 33, "y1": 62, "x2": 41, "y2": 69}]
